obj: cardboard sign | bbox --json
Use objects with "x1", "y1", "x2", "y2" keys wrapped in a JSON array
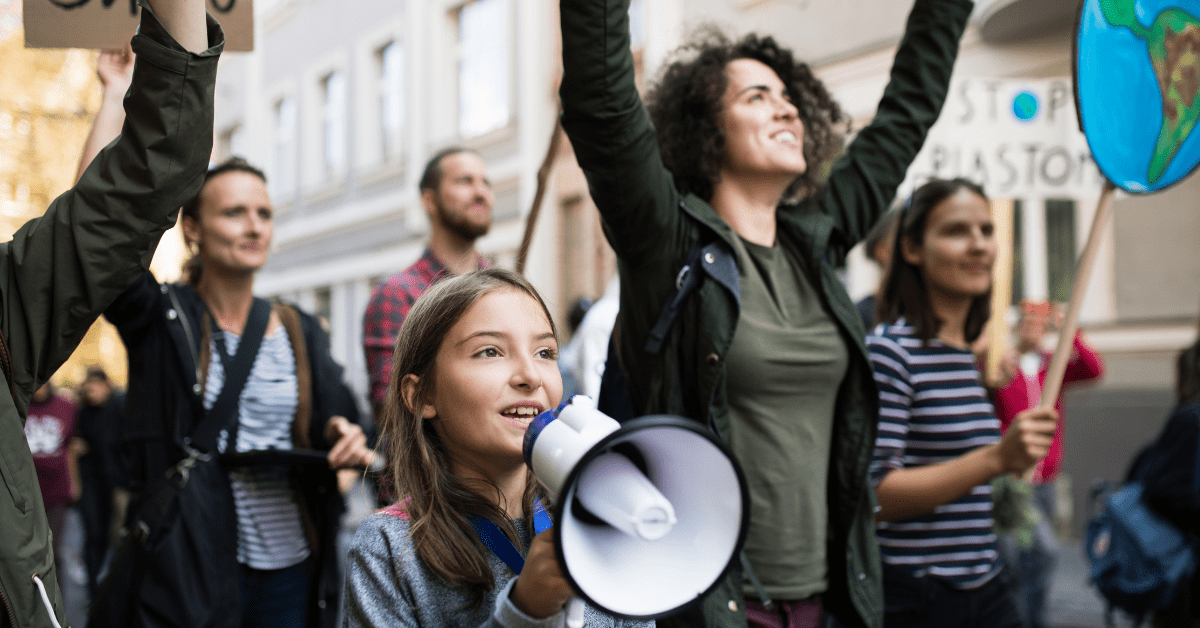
[
  {"x1": 24, "y1": 0, "x2": 253, "y2": 51},
  {"x1": 903, "y1": 77, "x2": 1105, "y2": 199}
]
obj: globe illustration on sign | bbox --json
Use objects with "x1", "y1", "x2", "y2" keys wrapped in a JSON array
[{"x1": 1077, "y1": 0, "x2": 1200, "y2": 192}]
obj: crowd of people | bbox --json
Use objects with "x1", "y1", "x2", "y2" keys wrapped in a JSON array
[{"x1": 3, "y1": 0, "x2": 1198, "y2": 627}]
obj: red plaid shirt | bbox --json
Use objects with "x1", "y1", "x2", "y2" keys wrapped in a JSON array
[{"x1": 362, "y1": 249, "x2": 490, "y2": 407}]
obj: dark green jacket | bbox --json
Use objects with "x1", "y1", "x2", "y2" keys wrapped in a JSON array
[
  {"x1": 558, "y1": 0, "x2": 971, "y2": 626},
  {"x1": 0, "y1": 7, "x2": 222, "y2": 627}
]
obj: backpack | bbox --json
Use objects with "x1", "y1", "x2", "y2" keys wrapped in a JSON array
[{"x1": 1084, "y1": 429, "x2": 1200, "y2": 625}]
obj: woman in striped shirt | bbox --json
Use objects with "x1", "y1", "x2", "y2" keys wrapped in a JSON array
[
  {"x1": 106, "y1": 158, "x2": 377, "y2": 628},
  {"x1": 867, "y1": 178, "x2": 1058, "y2": 627}
]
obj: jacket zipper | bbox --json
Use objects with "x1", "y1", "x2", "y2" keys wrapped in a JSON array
[
  {"x1": 0, "y1": 577, "x2": 17, "y2": 628},
  {"x1": 167, "y1": 286, "x2": 202, "y2": 390}
]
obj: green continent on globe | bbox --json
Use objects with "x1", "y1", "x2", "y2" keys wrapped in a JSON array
[{"x1": 1100, "y1": 0, "x2": 1200, "y2": 184}]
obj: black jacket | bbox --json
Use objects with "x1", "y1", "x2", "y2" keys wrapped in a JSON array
[
  {"x1": 0, "y1": 6, "x2": 222, "y2": 625},
  {"x1": 106, "y1": 271, "x2": 360, "y2": 628}
]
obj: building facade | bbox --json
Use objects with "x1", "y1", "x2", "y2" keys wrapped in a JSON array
[{"x1": 214, "y1": 0, "x2": 569, "y2": 406}]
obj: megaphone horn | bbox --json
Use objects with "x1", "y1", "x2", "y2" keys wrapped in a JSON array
[{"x1": 523, "y1": 396, "x2": 749, "y2": 621}]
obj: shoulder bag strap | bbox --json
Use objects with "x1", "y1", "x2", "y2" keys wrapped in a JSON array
[
  {"x1": 1191, "y1": 413, "x2": 1200, "y2": 494},
  {"x1": 187, "y1": 298, "x2": 272, "y2": 454}
]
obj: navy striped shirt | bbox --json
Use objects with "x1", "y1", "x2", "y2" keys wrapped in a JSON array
[
  {"x1": 868, "y1": 319, "x2": 1001, "y2": 589},
  {"x1": 211, "y1": 327, "x2": 310, "y2": 571}
]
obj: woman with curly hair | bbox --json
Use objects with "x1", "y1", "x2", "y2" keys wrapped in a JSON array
[{"x1": 558, "y1": 0, "x2": 973, "y2": 627}]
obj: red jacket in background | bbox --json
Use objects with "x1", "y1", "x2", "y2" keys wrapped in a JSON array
[{"x1": 993, "y1": 332, "x2": 1104, "y2": 484}]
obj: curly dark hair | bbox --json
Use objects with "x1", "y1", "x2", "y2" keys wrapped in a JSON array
[{"x1": 645, "y1": 29, "x2": 846, "y2": 202}]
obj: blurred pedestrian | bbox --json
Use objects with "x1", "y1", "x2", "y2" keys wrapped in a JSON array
[
  {"x1": 869, "y1": 178, "x2": 1058, "y2": 627},
  {"x1": 556, "y1": 295, "x2": 593, "y2": 400},
  {"x1": 362, "y1": 148, "x2": 494, "y2": 417},
  {"x1": 993, "y1": 300, "x2": 1104, "y2": 628},
  {"x1": 561, "y1": 277, "x2": 619, "y2": 400},
  {"x1": 0, "y1": 2, "x2": 218, "y2": 625},
  {"x1": 1139, "y1": 337, "x2": 1200, "y2": 627},
  {"x1": 75, "y1": 366, "x2": 129, "y2": 599},
  {"x1": 558, "y1": 0, "x2": 972, "y2": 624},
  {"x1": 858, "y1": 207, "x2": 900, "y2": 330},
  {"x1": 24, "y1": 383, "x2": 82, "y2": 593}
]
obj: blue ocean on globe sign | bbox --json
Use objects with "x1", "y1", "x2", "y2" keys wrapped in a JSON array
[
  {"x1": 1077, "y1": 0, "x2": 1200, "y2": 193},
  {"x1": 1012, "y1": 92, "x2": 1039, "y2": 121}
]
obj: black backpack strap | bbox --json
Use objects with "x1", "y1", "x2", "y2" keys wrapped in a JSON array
[
  {"x1": 187, "y1": 298, "x2": 272, "y2": 454},
  {"x1": 644, "y1": 239, "x2": 708, "y2": 355}
]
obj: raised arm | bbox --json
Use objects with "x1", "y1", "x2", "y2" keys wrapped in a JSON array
[
  {"x1": 75, "y1": 45, "x2": 135, "y2": 184},
  {"x1": 816, "y1": 0, "x2": 973, "y2": 253},
  {"x1": 0, "y1": 0, "x2": 222, "y2": 407},
  {"x1": 558, "y1": 0, "x2": 682, "y2": 265},
  {"x1": 145, "y1": 0, "x2": 209, "y2": 53}
]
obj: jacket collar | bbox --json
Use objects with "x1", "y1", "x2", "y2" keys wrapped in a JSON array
[
  {"x1": 680, "y1": 193, "x2": 738, "y2": 250},
  {"x1": 682, "y1": 192, "x2": 835, "y2": 259}
]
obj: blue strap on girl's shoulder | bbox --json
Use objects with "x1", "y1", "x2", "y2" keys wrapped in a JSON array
[
  {"x1": 470, "y1": 499, "x2": 552, "y2": 575},
  {"x1": 532, "y1": 499, "x2": 552, "y2": 534}
]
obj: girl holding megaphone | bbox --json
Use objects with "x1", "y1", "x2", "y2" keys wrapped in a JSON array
[{"x1": 343, "y1": 268, "x2": 653, "y2": 628}]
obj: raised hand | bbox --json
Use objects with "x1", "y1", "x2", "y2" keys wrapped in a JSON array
[
  {"x1": 325, "y1": 416, "x2": 377, "y2": 470},
  {"x1": 97, "y1": 42, "x2": 135, "y2": 92}
]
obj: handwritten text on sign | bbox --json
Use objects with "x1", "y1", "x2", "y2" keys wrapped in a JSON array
[
  {"x1": 903, "y1": 78, "x2": 1105, "y2": 198},
  {"x1": 24, "y1": 0, "x2": 252, "y2": 51}
]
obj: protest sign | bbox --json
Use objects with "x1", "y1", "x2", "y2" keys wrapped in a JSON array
[
  {"x1": 904, "y1": 77, "x2": 1105, "y2": 199},
  {"x1": 24, "y1": 0, "x2": 253, "y2": 51}
]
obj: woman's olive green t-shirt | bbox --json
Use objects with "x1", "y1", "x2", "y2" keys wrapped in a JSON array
[{"x1": 725, "y1": 234, "x2": 849, "y2": 601}]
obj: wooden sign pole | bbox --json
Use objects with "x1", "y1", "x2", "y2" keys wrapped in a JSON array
[
  {"x1": 1024, "y1": 180, "x2": 1117, "y2": 478},
  {"x1": 515, "y1": 109, "x2": 563, "y2": 276},
  {"x1": 987, "y1": 198, "x2": 1015, "y2": 387},
  {"x1": 1037, "y1": 180, "x2": 1116, "y2": 408}
]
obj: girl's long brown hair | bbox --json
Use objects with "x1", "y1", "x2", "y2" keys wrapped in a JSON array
[{"x1": 380, "y1": 268, "x2": 557, "y2": 611}]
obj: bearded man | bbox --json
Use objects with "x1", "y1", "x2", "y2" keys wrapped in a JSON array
[{"x1": 362, "y1": 147, "x2": 494, "y2": 414}]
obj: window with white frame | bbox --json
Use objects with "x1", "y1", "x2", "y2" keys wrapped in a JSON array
[
  {"x1": 314, "y1": 286, "x2": 332, "y2": 324},
  {"x1": 322, "y1": 71, "x2": 348, "y2": 176},
  {"x1": 1044, "y1": 199, "x2": 1077, "y2": 303},
  {"x1": 456, "y1": 0, "x2": 510, "y2": 138},
  {"x1": 377, "y1": 41, "x2": 404, "y2": 163},
  {"x1": 1009, "y1": 198, "x2": 1077, "y2": 305},
  {"x1": 273, "y1": 97, "x2": 297, "y2": 199},
  {"x1": 217, "y1": 125, "x2": 246, "y2": 162}
]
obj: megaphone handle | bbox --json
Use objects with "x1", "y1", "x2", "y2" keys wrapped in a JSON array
[{"x1": 566, "y1": 596, "x2": 586, "y2": 628}]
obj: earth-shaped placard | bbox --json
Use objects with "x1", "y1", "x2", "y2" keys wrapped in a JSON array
[{"x1": 1077, "y1": 0, "x2": 1200, "y2": 192}]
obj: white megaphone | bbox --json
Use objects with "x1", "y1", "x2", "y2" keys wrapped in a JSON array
[{"x1": 522, "y1": 395, "x2": 748, "y2": 624}]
